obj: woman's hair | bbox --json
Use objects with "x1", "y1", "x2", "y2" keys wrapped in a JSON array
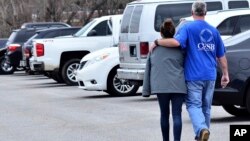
[{"x1": 160, "y1": 18, "x2": 175, "y2": 38}]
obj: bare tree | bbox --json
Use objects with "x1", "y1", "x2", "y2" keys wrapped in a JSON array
[{"x1": 0, "y1": 0, "x2": 134, "y2": 38}]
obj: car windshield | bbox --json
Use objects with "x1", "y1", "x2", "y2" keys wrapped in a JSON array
[{"x1": 73, "y1": 20, "x2": 96, "y2": 37}]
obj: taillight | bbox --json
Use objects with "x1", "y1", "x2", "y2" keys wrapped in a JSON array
[
  {"x1": 140, "y1": 42, "x2": 149, "y2": 58},
  {"x1": 8, "y1": 44, "x2": 21, "y2": 52},
  {"x1": 24, "y1": 48, "x2": 30, "y2": 58},
  {"x1": 36, "y1": 43, "x2": 44, "y2": 57}
]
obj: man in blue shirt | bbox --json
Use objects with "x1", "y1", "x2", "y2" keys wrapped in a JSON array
[{"x1": 151, "y1": 1, "x2": 229, "y2": 141}]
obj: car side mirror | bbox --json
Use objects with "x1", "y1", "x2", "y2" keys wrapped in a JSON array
[{"x1": 87, "y1": 30, "x2": 97, "y2": 36}]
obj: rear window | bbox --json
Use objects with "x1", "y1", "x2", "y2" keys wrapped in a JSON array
[
  {"x1": 155, "y1": 3, "x2": 192, "y2": 31},
  {"x1": 6, "y1": 31, "x2": 18, "y2": 45},
  {"x1": 228, "y1": 1, "x2": 249, "y2": 9},
  {"x1": 7, "y1": 30, "x2": 27, "y2": 44},
  {"x1": 130, "y1": 6, "x2": 143, "y2": 33},
  {"x1": 206, "y1": 2, "x2": 223, "y2": 11},
  {"x1": 155, "y1": 2, "x2": 222, "y2": 32},
  {"x1": 121, "y1": 6, "x2": 134, "y2": 33}
]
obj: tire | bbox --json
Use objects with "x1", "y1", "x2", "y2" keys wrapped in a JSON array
[
  {"x1": 51, "y1": 71, "x2": 64, "y2": 83},
  {"x1": 61, "y1": 59, "x2": 80, "y2": 86},
  {"x1": 0, "y1": 57, "x2": 15, "y2": 74},
  {"x1": 106, "y1": 67, "x2": 139, "y2": 96},
  {"x1": 222, "y1": 105, "x2": 249, "y2": 116}
]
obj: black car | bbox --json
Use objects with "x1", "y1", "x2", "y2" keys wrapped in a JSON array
[
  {"x1": 1, "y1": 22, "x2": 70, "y2": 74},
  {"x1": 0, "y1": 38, "x2": 9, "y2": 74},
  {"x1": 213, "y1": 30, "x2": 250, "y2": 116},
  {"x1": 21, "y1": 27, "x2": 81, "y2": 71}
]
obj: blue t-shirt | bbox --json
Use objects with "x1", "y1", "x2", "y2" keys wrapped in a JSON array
[{"x1": 174, "y1": 20, "x2": 225, "y2": 81}]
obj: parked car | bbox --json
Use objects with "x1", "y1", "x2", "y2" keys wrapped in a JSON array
[
  {"x1": 0, "y1": 38, "x2": 8, "y2": 74},
  {"x1": 29, "y1": 15, "x2": 122, "y2": 85},
  {"x1": 118, "y1": 7, "x2": 250, "y2": 85},
  {"x1": 213, "y1": 29, "x2": 250, "y2": 116},
  {"x1": 1, "y1": 22, "x2": 70, "y2": 74},
  {"x1": 20, "y1": 22, "x2": 70, "y2": 29},
  {"x1": 180, "y1": 8, "x2": 250, "y2": 40},
  {"x1": 76, "y1": 47, "x2": 139, "y2": 96},
  {"x1": 20, "y1": 27, "x2": 81, "y2": 72}
]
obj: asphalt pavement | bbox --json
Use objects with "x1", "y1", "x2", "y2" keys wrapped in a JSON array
[{"x1": 0, "y1": 72, "x2": 249, "y2": 141}]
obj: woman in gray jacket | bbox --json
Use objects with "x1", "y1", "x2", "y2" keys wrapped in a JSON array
[{"x1": 142, "y1": 19, "x2": 186, "y2": 141}]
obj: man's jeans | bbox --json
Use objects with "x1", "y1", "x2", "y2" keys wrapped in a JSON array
[{"x1": 185, "y1": 81, "x2": 215, "y2": 137}]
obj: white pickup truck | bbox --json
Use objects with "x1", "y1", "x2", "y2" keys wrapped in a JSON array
[{"x1": 30, "y1": 14, "x2": 122, "y2": 85}]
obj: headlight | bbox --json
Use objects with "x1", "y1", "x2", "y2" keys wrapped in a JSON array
[{"x1": 84, "y1": 53, "x2": 110, "y2": 67}]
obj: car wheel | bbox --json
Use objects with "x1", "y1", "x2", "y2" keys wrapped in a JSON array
[
  {"x1": 222, "y1": 105, "x2": 249, "y2": 116},
  {"x1": 61, "y1": 59, "x2": 80, "y2": 86},
  {"x1": 106, "y1": 67, "x2": 139, "y2": 96},
  {"x1": 0, "y1": 57, "x2": 15, "y2": 74}
]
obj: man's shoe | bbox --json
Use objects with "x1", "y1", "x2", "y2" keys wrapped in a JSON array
[{"x1": 199, "y1": 129, "x2": 210, "y2": 141}]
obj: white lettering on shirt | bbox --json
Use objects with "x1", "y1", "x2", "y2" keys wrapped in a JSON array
[{"x1": 197, "y1": 43, "x2": 215, "y2": 51}]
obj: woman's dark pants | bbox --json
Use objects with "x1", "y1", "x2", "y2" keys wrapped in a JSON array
[{"x1": 157, "y1": 93, "x2": 185, "y2": 141}]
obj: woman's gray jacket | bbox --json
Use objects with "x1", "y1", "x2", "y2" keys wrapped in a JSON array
[{"x1": 142, "y1": 46, "x2": 187, "y2": 96}]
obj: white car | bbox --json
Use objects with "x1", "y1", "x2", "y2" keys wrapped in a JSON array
[
  {"x1": 76, "y1": 47, "x2": 139, "y2": 96},
  {"x1": 180, "y1": 9, "x2": 250, "y2": 40}
]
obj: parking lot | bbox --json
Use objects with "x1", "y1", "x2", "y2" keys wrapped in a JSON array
[{"x1": 0, "y1": 72, "x2": 249, "y2": 141}]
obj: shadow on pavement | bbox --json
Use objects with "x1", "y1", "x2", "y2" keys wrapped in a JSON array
[
  {"x1": 21, "y1": 77, "x2": 49, "y2": 80},
  {"x1": 79, "y1": 93, "x2": 141, "y2": 99},
  {"x1": 25, "y1": 82, "x2": 71, "y2": 88},
  {"x1": 127, "y1": 98, "x2": 158, "y2": 103}
]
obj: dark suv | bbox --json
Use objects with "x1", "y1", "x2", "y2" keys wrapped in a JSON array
[
  {"x1": 0, "y1": 22, "x2": 70, "y2": 74},
  {"x1": 213, "y1": 30, "x2": 250, "y2": 117},
  {"x1": 21, "y1": 27, "x2": 81, "y2": 72}
]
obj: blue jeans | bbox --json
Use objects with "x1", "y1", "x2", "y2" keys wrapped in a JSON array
[
  {"x1": 185, "y1": 81, "x2": 215, "y2": 138},
  {"x1": 157, "y1": 93, "x2": 185, "y2": 141}
]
